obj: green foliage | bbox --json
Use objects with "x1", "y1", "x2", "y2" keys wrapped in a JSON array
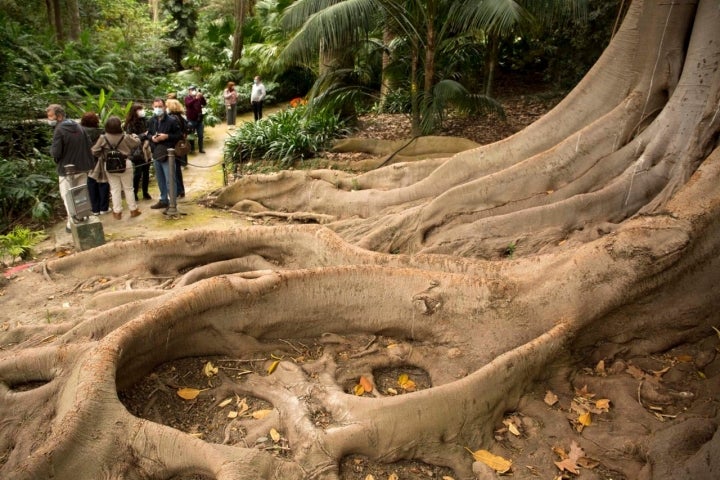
[
  {"x1": 224, "y1": 104, "x2": 349, "y2": 167},
  {"x1": 0, "y1": 225, "x2": 46, "y2": 266},
  {"x1": 66, "y1": 89, "x2": 133, "y2": 124},
  {"x1": 0, "y1": 154, "x2": 57, "y2": 233}
]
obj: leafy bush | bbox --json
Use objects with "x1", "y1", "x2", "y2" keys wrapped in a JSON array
[
  {"x1": 0, "y1": 154, "x2": 57, "y2": 233},
  {"x1": 224, "y1": 104, "x2": 349, "y2": 167},
  {"x1": 0, "y1": 225, "x2": 46, "y2": 266}
]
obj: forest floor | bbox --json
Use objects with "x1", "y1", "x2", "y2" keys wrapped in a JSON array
[{"x1": 2, "y1": 87, "x2": 718, "y2": 480}]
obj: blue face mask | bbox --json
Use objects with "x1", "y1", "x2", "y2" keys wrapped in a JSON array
[{"x1": 153, "y1": 107, "x2": 164, "y2": 116}]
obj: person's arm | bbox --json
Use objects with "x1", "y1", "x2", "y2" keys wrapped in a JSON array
[
  {"x1": 260, "y1": 85, "x2": 267, "y2": 101},
  {"x1": 91, "y1": 135, "x2": 105, "y2": 158},
  {"x1": 50, "y1": 129, "x2": 63, "y2": 161}
]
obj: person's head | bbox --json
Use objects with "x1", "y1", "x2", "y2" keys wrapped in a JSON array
[
  {"x1": 80, "y1": 111, "x2": 100, "y2": 128},
  {"x1": 167, "y1": 92, "x2": 177, "y2": 100},
  {"x1": 104, "y1": 116, "x2": 123, "y2": 134},
  {"x1": 226, "y1": 81, "x2": 235, "y2": 91},
  {"x1": 46, "y1": 104, "x2": 65, "y2": 124},
  {"x1": 126, "y1": 103, "x2": 145, "y2": 124},
  {"x1": 152, "y1": 98, "x2": 165, "y2": 117},
  {"x1": 166, "y1": 98, "x2": 184, "y2": 115},
  {"x1": 253, "y1": 76, "x2": 261, "y2": 84}
]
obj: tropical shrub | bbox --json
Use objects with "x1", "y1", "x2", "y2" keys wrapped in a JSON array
[
  {"x1": 0, "y1": 225, "x2": 47, "y2": 266},
  {"x1": 224, "y1": 104, "x2": 349, "y2": 167}
]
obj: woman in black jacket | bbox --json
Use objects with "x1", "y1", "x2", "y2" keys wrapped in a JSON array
[{"x1": 124, "y1": 104, "x2": 152, "y2": 201}]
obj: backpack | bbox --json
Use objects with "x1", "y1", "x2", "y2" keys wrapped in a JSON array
[{"x1": 104, "y1": 134, "x2": 127, "y2": 173}]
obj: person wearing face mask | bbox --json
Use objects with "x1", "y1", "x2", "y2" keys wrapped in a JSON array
[
  {"x1": 46, "y1": 104, "x2": 96, "y2": 233},
  {"x1": 124, "y1": 104, "x2": 152, "y2": 201},
  {"x1": 184, "y1": 85, "x2": 206, "y2": 153},
  {"x1": 146, "y1": 98, "x2": 182, "y2": 211},
  {"x1": 250, "y1": 76, "x2": 266, "y2": 122}
]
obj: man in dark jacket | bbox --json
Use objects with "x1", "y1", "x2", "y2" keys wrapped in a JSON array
[
  {"x1": 46, "y1": 104, "x2": 95, "y2": 232},
  {"x1": 184, "y1": 85, "x2": 206, "y2": 153},
  {"x1": 146, "y1": 97, "x2": 182, "y2": 210}
]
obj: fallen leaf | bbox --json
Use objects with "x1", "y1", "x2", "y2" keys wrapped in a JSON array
[
  {"x1": 578, "y1": 412, "x2": 592, "y2": 426},
  {"x1": 574, "y1": 385, "x2": 595, "y2": 398},
  {"x1": 236, "y1": 397, "x2": 250, "y2": 416},
  {"x1": 227, "y1": 411, "x2": 238, "y2": 418},
  {"x1": 554, "y1": 441, "x2": 586, "y2": 474},
  {"x1": 544, "y1": 390, "x2": 559, "y2": 406},
  {"x1": 270, "y1": 428, "x2": 281, "y2": 442},
  {"x1": 176, "y1": 387, "x2": 202, "y2": 400},
  {"x1": 203, "y1": 361, "x2": 218, "y2": 377},
  {"x1": 353, "y1": 384, "x2": 365, "y2": 396},
  {"x1": 252, "y1": 409, "x2": 272, "y2": 419},
  {"x1": 594, "y1": 399, "x2": 611, "y2": 411},
  {"x1": 364, "y1": 475, "x2": 375, "y2": 480},
  {"x1": 388, "y1": 474, "x2": 399, "y2": 480},
  {"x1": 387, "y1": 387, "x2": 398, "y2": 395},
  {"x1": 442, "y1": 477, "x2": 456, "y2": 480},
  {"x1": 595, "y1": 360, "x2": 606, "y2": 375},
  {"x1": 218, "y1": 397, "x2": 233, "y2": 408},
  {"x1": 398, "y1": 374, "x2": 416, "y2": 391},
  {"x1": 466, "y1": 448, "x2": 512, "y2": 473},
  {"x1": 554, "y1": 458, "x2": 579, "y2": 474},
  {"x1": 508, "y1": 423, "x2": 521, "y2": 436},
  {"x1": 626, "y1": 364, "x2": 646, "y2": 379},
  {"x1": 267, "y1": 360, "x2": 279, "y2": 374},
  {"x1": 359, "y1": 375, "x2": 373, "y2": 392},
  {"x1": 676, "y1": 354, "x2": 693, "y2": 363}
]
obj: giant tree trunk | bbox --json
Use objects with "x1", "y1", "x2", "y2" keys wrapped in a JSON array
[
  {"x1": 2, "y1": 1, "x2": 719, "y2": 479},
  {"x1": 231, "y1": 0, "x2": 245, "y2": 68}
]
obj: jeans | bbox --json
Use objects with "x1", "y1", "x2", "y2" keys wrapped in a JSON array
[
  {"x1": 107, "y1": 160, "x2": 138, "y2": 213},
  {"x1": 188, "y1": 120, "x2": 204, "y2": 151},
  {"x1": 87, "y1": 176, "x2": 110, "y2": 213},
  {"x1": 154, "y1": 159, "x2": 170, "y2": 204}
]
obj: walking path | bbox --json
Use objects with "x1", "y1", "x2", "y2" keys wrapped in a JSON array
[{"x1": 44, "y1": 109, "x2": 281, "y2": 251}]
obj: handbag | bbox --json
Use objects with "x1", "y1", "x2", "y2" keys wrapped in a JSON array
[{"x1": 174, "y1": 138, "x2": 190, "y2": 157}]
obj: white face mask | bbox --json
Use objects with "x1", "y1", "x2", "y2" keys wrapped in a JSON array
[
  {"x1": 153, "y1": 107, "x2": 164, "y2": 116},
  {"x1": 137, "y1": 109, "x2": 146, "y2": 118}
]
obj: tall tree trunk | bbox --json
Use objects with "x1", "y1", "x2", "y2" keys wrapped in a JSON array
[
  {"x1": 483, "y1": 34, "x2": 499, "y2": 97},
  {"x1": 379, "y1": 26, "x2": 395, "y2": 111},
  {"x1": 66, "y1": 0, "x2": 81, "y2": 41},
  {"x1": 150, "y1": 0, "x2": 160, "y2": 22},
  {"x1": 51, "y1": 0, "x2": 63, "y2": 44},
  {"x1": 410, "y1": 39, "x2": 421, "y2": 136},
  {"x1": 231, "y1": 0, "x2": 245, "y2": 68}
]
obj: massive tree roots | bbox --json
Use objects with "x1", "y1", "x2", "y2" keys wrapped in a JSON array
[{"x1": 2, "y1": 1, "x2": 720, "y2": 479}]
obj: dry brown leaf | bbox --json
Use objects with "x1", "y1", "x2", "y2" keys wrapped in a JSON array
[
  {"x1": 574, "y1": 385, "x2": 595, "y2": 398},
  {"x1": 388, "y1": 474, "x2": 399, "y2": 480},
  {"x1": 218, "y1": 397, "x2": 233, "y2": 408},
  {"x1": 508, "y1": 423, "x2": 521, "y2": 436},
  {"x1": 544, "y1": 390, "x2": 559, "y2": 406},
  {"x1": 466, "y1": 448, "x2": 512, "y2": 473},
  {"x1": 676, "y1": 354, "x2": 693, "y2": 363},
  {"x1": 364, "y1": 475, "x2": 375, "y2": 480},
  {"x1": 626, "y1": 364, "x2": 646, "y2": 380},
  {"x1": 594, "y1": 398, "x2": 611, "y2": 411},
  {"x1": 652, "y1": 366, "x2": 671, "y2": 377},
  {"x1": 236, "y1": 397, "x2": 249, "y2": 416},
  {"x1": 252, "y1": 409, "x2": 273, "y2": 419},
  {"x1": 554, "y1": 441, "x2": 586, "y2": 474},
  {"x1": 227, "y1": 410, "x2": 238, "y2": 418},
  {"x1": 359, "y1": 375, "x2": 373, "y2": 392},
  {"x1": 554, "y1": 458, "x2": 579, "y2": 474},
  {"x1": 595, "y1": 360, "x2": 606, "y2": 375},
  {"x1": 176, "y1": 387, "x2": 202, "y2": 400},
  {"x1": 442, "y1": 477, "x2": 456, "y2": 480},
  {"x1": 270, "y1": 428, "x2": 281, "y2": 442},
  {"x1": 353, "y1": 384, "x2": 365, "y2": 396}
]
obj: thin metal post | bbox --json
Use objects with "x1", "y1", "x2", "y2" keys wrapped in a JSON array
[{"x1": 165, "y1": 148, "x2": 179, "y2": 216}]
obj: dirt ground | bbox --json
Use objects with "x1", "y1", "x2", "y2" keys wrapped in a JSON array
[{"x1": 2, "y1": 97, "x2": 718, "y2": 480}]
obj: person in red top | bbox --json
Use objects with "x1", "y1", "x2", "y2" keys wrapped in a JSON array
[{"x1": 184, "y1": 85, "x2": 206, "y2": 153}]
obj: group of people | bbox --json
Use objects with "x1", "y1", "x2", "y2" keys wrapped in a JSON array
[{"x1": 48, "y1": 77, "x2": 267, "y2": 234}]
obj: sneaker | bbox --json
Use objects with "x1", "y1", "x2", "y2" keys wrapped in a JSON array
[
  {"x1": 113, "y1": 212, "x2": 122, "y2": 220},
  {"x1": 150, "y1": 201, "x2": 169, "y2": 209},
  {"x1": 100, "y1": 210, "x2": 111, "y2": 215},
  {"x1": 199, "y1": 150, "x2": 206, "y2": 153},
  {"x1": 91, "y1": 212, "x2": 100, "y2": 216},
  {"x1": 130, "y1": 209, "x2": 142, "y2": 218}
]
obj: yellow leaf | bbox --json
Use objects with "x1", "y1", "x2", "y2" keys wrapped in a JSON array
[
  {"x1": 270, "y1": 428, "x2": 281, "y2": 442},
  {"x1": 218, "y1": 397, "x2": 233, "y2": 408},
  {"x1": 227, "y1": 410, "x2": 238, "y2": 418},
  {"x1": 267, "y1": 360, "x2": 280, "y2": 374},
  {"x1": 353, "y1": 384, "x2": 365, "y2": 396},
  {"x1": 578, "y1": 412, "x2": 592, "y2": 426},
  {"x1": 466, "y1": 448, "x2": 512, "y2": 473},
  {"x1": 203, "y1": 361, "x2": 218, "y2": 377},
  {"x1": 398, "y1": 373, "x2": 409, "y2": 385},
  {"x1": 359, "y1": 375, "x2": 373, "y2": 392},
  {"x1": 252, "y1": 409, "x2": 273, "y2": 419},
  {"x1": 401, "y1": 379, "x2": 416, "y2": 391},
  {"x1": 177, "y1": 387, "x2": 202, "y2": 400}
]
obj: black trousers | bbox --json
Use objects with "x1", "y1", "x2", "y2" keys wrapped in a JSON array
[{"x1": 252, "y1": 101, "x2": 263, "y2": 121}]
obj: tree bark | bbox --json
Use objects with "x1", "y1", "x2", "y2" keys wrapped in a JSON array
[
  {"x1": 66, "y1": 0, "x2": 81, "y2": 41},
  {"x1": 231, "y1": 0, "x2": 245, "y2": 68}
]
